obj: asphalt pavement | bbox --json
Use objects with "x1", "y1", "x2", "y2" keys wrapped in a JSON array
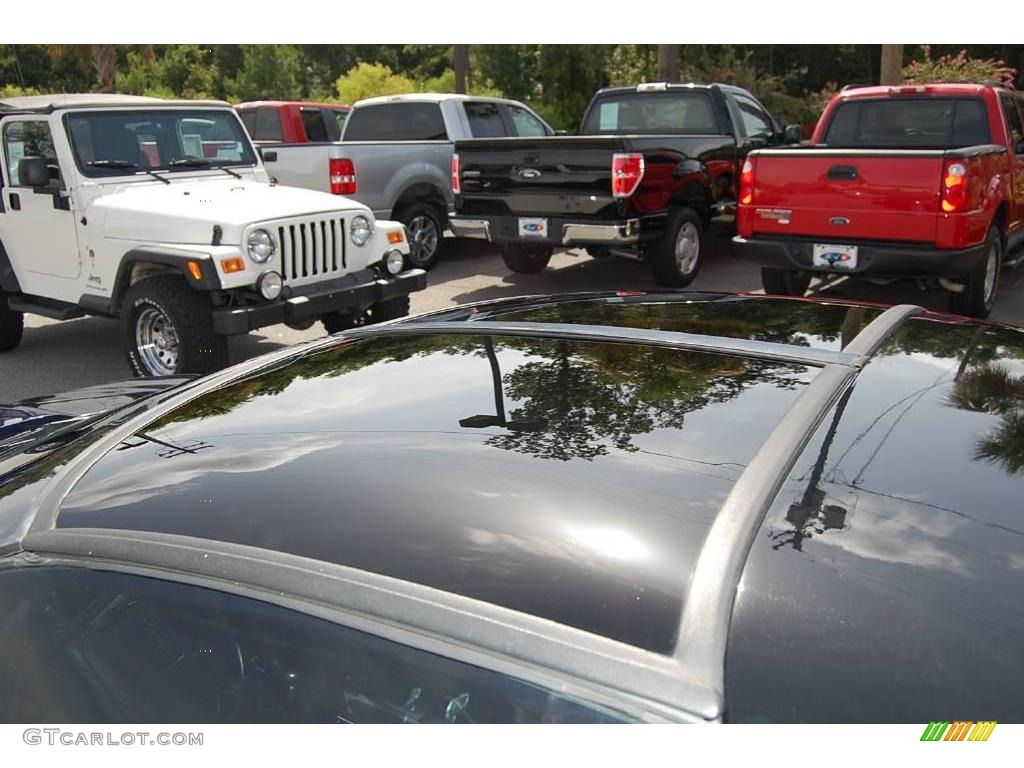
[{"x1": 3, "y1": 226, "x2": 1023, "y2": 402}]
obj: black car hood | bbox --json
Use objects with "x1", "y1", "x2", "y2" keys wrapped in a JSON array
[{"x1": 0, "y1": 376, "x2": 195, "y2": 455}]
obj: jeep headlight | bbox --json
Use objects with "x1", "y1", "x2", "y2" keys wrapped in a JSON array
[
  {"x1": 384, "y1": 249, "x2": 405, "y2": 275},
  {"x1": 247, "y1": 229, "x2": 275, "y2": 263},
  {"x1": 350, "y1": 215, "x2": 372, "y2": 247}
]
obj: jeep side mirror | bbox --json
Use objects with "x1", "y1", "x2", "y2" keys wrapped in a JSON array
[
  {"x1": 18, "y1": 156, "x2": 49, "y2": 188},
  {"x1": 783, "y1": 124, "x2": 802, "y2": 144}
]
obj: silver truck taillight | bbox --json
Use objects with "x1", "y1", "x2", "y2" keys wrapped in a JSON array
[{"x1": 330, "y1": 158, "x2": 356, "y2": 195}]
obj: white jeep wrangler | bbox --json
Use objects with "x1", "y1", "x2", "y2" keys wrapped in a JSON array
[{"x1": 0, "y1": 94, "x2": 425, "y2": 377}]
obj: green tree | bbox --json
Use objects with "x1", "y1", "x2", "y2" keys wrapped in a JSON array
[
  {"x1": 476, "y1": 45, "x2": 541, "y2": 103},
  {"x1": 607, "y1": 45, "x2": 658, "y2": 86},
  {"x1": 161, "y1": 45, "x2": 218, "y2": 99},
  {"x1": 229, "y1": 44, "x2": 302, "y2": 101},
  {"x1": 334, "y1": 62, "x2": 417, "y2": 103}
]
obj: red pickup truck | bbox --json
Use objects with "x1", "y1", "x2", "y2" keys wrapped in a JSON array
[
  {"x1": 733, "y1": 83, "x2": 1024, "y2": 317},
  {"x1": 236, "y1": 100, "x2": 351, "y2": 144}
]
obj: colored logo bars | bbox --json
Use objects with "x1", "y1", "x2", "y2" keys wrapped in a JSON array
[{"x1": 921, "y1": 721, "x2": 997, "y2": 742}]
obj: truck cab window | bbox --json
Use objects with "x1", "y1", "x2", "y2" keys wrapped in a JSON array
[
  {"x1": 0, "y1": 566, "x2": 630, "y2": 724},
  {"x1": 254, "y1": 108, "x2": 284, "y2": 142},
  {"x1": 343, "y1": 103, "x2": 447, "y2": 142},
  {"x1": 999, "y1": 93, "x2": 1023, "y2": 149},
  {"x1": 465, "y1": 102, "x2": 507, "y2": 138},
  {"x1": 581, "y1": 93, "x2": 717, "y2": 135},
  {"x1": 508, "y1": 106, "x2": 549, "y2": 137},
  {"x1": 3, "y1": 120, "x2": 62, "y2": 189},
  {"x1": 732, "y1": 94, "x2": 773, "y2": 141},
  {"x1": 300, "y1": 109, "x2": 329, "y2": 142},
  {"x1": 327, "y1": 109, "x2": 349, "y2": 141},
  {"x1": 824, "y1": 98, "x2": 989, "y2": 149}
]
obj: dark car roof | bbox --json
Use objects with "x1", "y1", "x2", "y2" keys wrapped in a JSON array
[
  {"x1": 56, "y1": 334, "x2": 816, "y2": 653},
  {"x1": 3, "y1": 292, "x2": 1023, "y2": 722}
]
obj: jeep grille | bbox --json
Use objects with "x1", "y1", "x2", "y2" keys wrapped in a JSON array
[{"x1": 273, "y1": 215, "x2": 347, "y2": 287}]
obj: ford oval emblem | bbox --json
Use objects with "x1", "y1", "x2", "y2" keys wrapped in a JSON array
[
  {"x1": 518, "y1": 168, "x2": 542, "y2": 180},
  {"x1": 829, "y1": 216, "x2": 850, "y2": 226},
  {"x1": 820, "y1": 251, "x2": 853, "y2": 265}
]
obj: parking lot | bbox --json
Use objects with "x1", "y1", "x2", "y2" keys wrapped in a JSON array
[{"x1": 4, "y1": 225, "x2": 1024, "y2": 403}]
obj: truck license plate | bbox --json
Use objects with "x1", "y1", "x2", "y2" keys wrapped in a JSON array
[
  {"x1": 812, "y1": 243, "x2": 858, "y2": 270},
  {"x1": 518, "y1": 217, "x2": 548, "y2": 238}
]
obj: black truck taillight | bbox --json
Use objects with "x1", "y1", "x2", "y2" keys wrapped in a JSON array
[{"x1": 611, "y1": 152, "x2": 645, "y2": 198}]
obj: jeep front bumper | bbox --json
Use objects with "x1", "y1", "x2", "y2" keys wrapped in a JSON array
[{"x1": 211, "y1": 267, "x2": 427, "y2": 336}]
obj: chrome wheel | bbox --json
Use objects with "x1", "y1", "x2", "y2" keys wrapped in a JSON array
[
  {"x1": 675, "y1": 221, "x2": 701, "y2": 275},
  {"x1": 407, "y1": 215, "x2": 439, "y2": 266},
  {"x1": 135, "y1": 306, "x2": 180, "y2": 376},
  {"x1": 983, "y1": 243, "x2": 999, "y2": 307}
]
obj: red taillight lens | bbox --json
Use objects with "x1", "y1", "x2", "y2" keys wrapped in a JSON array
[
  {"x1": 611, "y1": 152, "x2": 645, "y2": 198},
  {"x1": 941, "y1": 161, "x2": 968, "y2": 213},
  {"x1": 739, "y1": 158, "x2": 755, "y2": 205},
  {"x1": 330, "y1": 158, "x2": 356, "y2": 195},
  {"x1": 452, "y1": 153, "x2": 461, "y2": 195}
]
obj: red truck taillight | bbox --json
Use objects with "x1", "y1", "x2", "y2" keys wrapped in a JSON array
[
  {"x1": 941, "y1": 161, "x2": 968, "y2": 213},
  {"x1": 611, "y1": 153, "x2": 645, "y2": 198},
  {"x1": 330, "y1": 158, "x2": 357, "y2": 195},
  {"x1": 452, "y1": 153, "x2": 461, "y2": 195},
  {"x1": 739, "y1": 158, "x2": 755, "y2": 205}
]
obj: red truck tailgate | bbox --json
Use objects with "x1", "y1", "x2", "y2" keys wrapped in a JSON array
[{"x1": 748, "y1": 150, "x2": 944, "y2": 243}]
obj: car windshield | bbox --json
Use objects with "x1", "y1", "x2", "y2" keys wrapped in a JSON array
[
  {"x1": 580, "y1": 92, "x2": 719, "y2": 135},
  {"x1": 66, "y1": 109, "x2": 258, "y2": 177}
]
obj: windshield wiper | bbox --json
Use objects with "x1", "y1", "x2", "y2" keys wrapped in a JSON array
[
  {"x1": 86, "y1": 159, "x2": 170, "y2": 184},
  {"x1": 168, "y1": 158, "x2": 243, "y2": 179}
]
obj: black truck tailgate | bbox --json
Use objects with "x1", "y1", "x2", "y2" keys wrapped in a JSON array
[{"x1": 455, "y1": 136, "x2": 630, "y2": 217}]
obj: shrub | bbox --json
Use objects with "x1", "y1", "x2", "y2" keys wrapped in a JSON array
[{"x1": 903, "y1": 46, "x2": 1017, "y2": 86}]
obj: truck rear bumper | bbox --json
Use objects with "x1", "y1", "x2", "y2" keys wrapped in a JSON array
[
  {"x1": 449, "y1": 218, "x2": 491, "y2": 240},
  {"x1": 449, "y1": 216, "x2": 641, "y2": 246},
  {"x1": 212, "y1": 267, "x2": 427, "y2": 336},
  {"x1": 732, "y1": 235, "x2": 988, "y2": 279}
]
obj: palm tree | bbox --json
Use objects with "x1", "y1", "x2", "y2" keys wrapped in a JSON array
[
  {"x1": 47, "y1": 45, "x2": 154, "y2": 93},
  {"x1": 949, "y1": 362, "x2": 1024, "y2": 475}
]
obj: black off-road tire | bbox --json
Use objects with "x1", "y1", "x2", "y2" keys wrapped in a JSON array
[
  {"x1": 396, "y1": 202, "x2": 445, "y2": 271},
  {"x1": 647, "y1": 207, "x2": 704, "y2": 287},
  {"x1": 502, "y1": 244, "x2": 553, "y2": 274},
  {"x1": 321, "y1": 295, "x2": 411, "y2": 335},
  {"x1": 950, "y1": 226, "x2": 1002, "y2": 319},
  {"x1": 122, "y1": 275, "x2": 227, "y2": 377},
  {"x1": 761, "y1": 267, "x2": 813, "y2": 296},
  {"x1": 0, "y1": 293, "x2": 24, "y2": 352}
]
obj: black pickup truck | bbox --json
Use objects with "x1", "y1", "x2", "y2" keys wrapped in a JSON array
[{"x1": 449, "y1": 83, "x2": 801, "y2": 286}]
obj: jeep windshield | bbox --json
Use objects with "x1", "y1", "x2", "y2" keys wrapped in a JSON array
[{"x1": 66, "y1": 109, "x2": 258, "y2": 178}]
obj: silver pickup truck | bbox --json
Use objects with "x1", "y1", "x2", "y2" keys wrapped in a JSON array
[{"x1": 259, "y1": 93, "x2": 554, "y2": 269}]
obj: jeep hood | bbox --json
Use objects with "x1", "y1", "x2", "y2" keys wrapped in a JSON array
[{"x1": 89, "y1": 179, "x2": 369, "y2": 245}]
